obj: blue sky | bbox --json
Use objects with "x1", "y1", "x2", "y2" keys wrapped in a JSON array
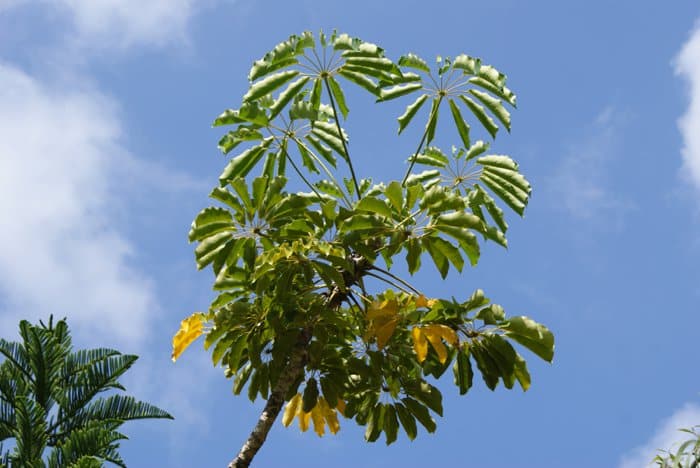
[{"x1": 1, "y1": 1, "x2": 699, "y2": 467}]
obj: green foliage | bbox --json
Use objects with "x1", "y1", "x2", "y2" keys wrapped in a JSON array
[
  {"x1": 179, "y1": 30, "x2": 554, "y2": 450},
  {"x1": 0, "y1": 317, "x2": 172, "y2": 467}
]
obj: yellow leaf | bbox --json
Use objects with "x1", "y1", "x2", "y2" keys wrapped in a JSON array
[
  {"x1": 366, "y1": 299, "x2": 400, "y2": 349},
  {"x1": 415, "y1": 295, "x2": 429, "y2": 308},
  {"x1": 335, "y1": 399, "x2": 346, "y2": 416},
  {"x1": 171, "y1": 313, "x2": 205, "y2": 362},
  {"x1": 423, "y1": 324, "x2": 458, "y2": 346},
  {"x1": 318, "y1": 397, "x2": 340, "y2": 434},
  {"x1": 282, "y1": 393, "x2": 301, "y2": 427},
  {"x1": 311, "y1": 404, "x2": 326, "y2": 436},
  {"x1": 366, "y1": 299, "x2": 398, "y2": 320},
  {"x1": 412, "y1": 327, "x2": 428, "y2": 363},
  {"x1": 424, "y1": 331, "x2": 448, "y2": 363},
  {"x1": 298, "y1": 409, "x2": 311, "y2": 432}
]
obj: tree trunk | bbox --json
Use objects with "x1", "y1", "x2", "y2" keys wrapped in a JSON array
[{"x1": 228, "y1": 328, "x2": 312, "y2": 468}]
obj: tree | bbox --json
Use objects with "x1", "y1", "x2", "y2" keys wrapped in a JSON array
[
  {"x1": 654, "y1": 425, "x2": 700, "y2": 468},
  {"x1": 0, "y1": 317, "x2": 172, "y2": 467},
  {"x1": 172, "y1": 31, "x2": 555, "y2": 467}
]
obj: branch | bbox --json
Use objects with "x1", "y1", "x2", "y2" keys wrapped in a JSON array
[{"x1": 228, "y1": 328, "x2": 312, "y2": 468}]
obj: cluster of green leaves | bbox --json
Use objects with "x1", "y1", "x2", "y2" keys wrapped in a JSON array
[
  {"x1": 654, "y1": 425, "x2": 700, "y2": 468},
  {"x1": 0, "y1": 318, "x2": 172, "y2": 467},
  {"x1": 183, "y1": 30, "x2": 554, "y2": 445}
]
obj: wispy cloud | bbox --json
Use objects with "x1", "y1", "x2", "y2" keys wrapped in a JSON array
[
  {"x1": 675, "y1": 20, "x2": 700, "y2": 194},
  {"x1": 549, "y1": 107, "x2": 634, "y2": 225},
  {"x1": 619, "y1": 402, "x2": 700, "y2": 468},
  {"x1": 0, "y1": 62, "x2": 199, "y2": 347},
  {"x1": 2, "y1": 0, "x2": 218, "y2": 52}
]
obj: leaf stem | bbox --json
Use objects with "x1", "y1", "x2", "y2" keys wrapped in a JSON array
[
  {"x1": 323, "y1": 77, "x2": 361, "y2": 198},
  {"x1": 401, "y1": 95, "x2": 443, "y2": 186}
]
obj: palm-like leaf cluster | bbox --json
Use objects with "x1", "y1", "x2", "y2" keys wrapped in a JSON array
[{"x1": 0, "y1": 317, "x2": 172, "y2": 467}]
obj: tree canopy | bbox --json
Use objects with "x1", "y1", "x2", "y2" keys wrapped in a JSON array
[
  {"x1": 0, "y1": 317, "x2": 172, "y2": 467},
  {"x1": 172, "y1": 30, "x2": 555, "y2": 467}
]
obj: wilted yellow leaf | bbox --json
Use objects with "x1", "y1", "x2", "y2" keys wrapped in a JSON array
[
  {"x1": 318, "y1": 397, "x2": 340, "y2": 434},
  {"x1": 311, "y1": 404, "x2": 326, "y2": 436},
  {"x1": 412, "y1": 327, "x2": 428, "y2": 363},
  {"x1": 282, "y1": 393, "x2": 301, "y2": 427},
  {"x1": 335, "y1": 399, "x2": 346, "y2": 416},
  {"x1": 298, "y1": 409, "x2": 311, "y2": 432},
  {"x1": 415, "y1": 295, "x2": 437, "y2": 308},
  {"x1": 422, "y1": 324, "x2": 458, "y2": 346},
  {"x1": 424, "y1": 331, "x2": 448, "y2": 363},
  {"x1": 171, "y1": 313, "x2": 205, "y2": 362},
  {"x1": 412, "y1": 324, "x2": 458, "y2": 364},
  {"x1": 366, "y1": 300, "x2": 400, "y2": 349}
]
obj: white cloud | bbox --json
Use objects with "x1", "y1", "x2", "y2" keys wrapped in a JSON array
[
  {"x1": 1, "y1": 0, "x2": 214, "y2": 51},
  {"x1": 619, "y1": 402, "x2": 700, "y2": 468},
  {"x1": 676, "y1": 21, "x2": 700, "y2": 193},
  {"x1": 549, "y1": 107, "x2": 634, "y2": 223},
  {"x1": 0, "y1": 62, "x2": 158, "y2": 346}
]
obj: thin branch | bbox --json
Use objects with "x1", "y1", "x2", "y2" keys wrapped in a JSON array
[
  {"x1": 364, "y1": 271, "x2": 414, "y2": 296},
  {"x1": 368, "y1": 266, "x2": 422, "y2": 295}
]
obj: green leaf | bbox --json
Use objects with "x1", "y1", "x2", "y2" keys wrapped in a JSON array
[
  {"x1": 479, "y1": 173, "x2": 527, "y2": 216},
  {"x1": 217, "y1": 126, "x2": 264, "y2": 154},
  {"x1": 475, "y1": 304, "x2": 505, "y2": 325},
  {"x1": 423, "y1": 237, "x2": 449, "y2": 278},
  {"x1": 311, "y1": 127, "x2": 347, "y2": 160},
  {"x1": 434, "y1": 211, "x2": 484, "y2": 232},
  {"x1": 378, "y1": 83, "x2": 423, "y2": 102},
  {"x1": 501, "y1": 316, "x2": 555, "y2": 362},
  {"x1": 425, "y1": 98, "x2": 441, "y2": 144},
  {"x1": 244, "y1": 70, "x2": 300, "y2": 102},
  {"x1": 219, "y1": 138, "x2": 273, "y2": 185},
  {"x1": 448, "y1": 99, "x2": 471, "y2": 150},
  {"x1": 383, "y1": 404, "x2": 399, "y2": 445},
  {"x1": 466, "y1": 140, "x2": 489, "y2": 161},
  {"x1": 188, "y1": 207, "x2": 234, "y2": 242},
  {"x1": 398, "y1": 53, "x2": 430, "y2": 73},
  {"x1": 402, "y1": 397, "x2": 436, "y2": 433},
  {"x1": 310, "y1": 78, "x2": 322, "y2": 110},
  {"x1": 363, "y1": 404, "x2": 383, "y2": 442},
  {"x1": 327, "y1": 76, "x2": 349, "y2": 119},
  {"x1": 469, "y1": 77, "x2": 516, "y2": 106},
  {"x1": 412, "y1": 146, "x2": 449, "y2": 168},
  {"x1": 453, "y1": 347, "x2": 473, "y2": 395},
  {"x1": 356, "y1": 196, "x2": 392, "y2": 218},
  {"x1": 405, "y1": 169, "x2": 440, "y2": 186},
  {"x1": 410, "y1": 382, "x2": 443, "y2": 416},
  {"x1": 304, "y1": 136, "x2": 337, "y2": 168},
  {"x1": 470, "y1": 342, "x2": 500, "y2": 390},
  {"x1": 397, "y1": 94, "x2": 429, "y2": 134},
  {"x1": 469, "y1": 89, "x2": 511, "y2": 131},
  {"x1": 269, "y1": 76, "x2": 310, "y2": 118},
  {"x1": 384, "y1": 181, "x2": 404, "y2": 212},
  {"x1": 214, "y1": 102, "x2": 269, "y2": 127},
  {"x1": 405, "y1": 238, "x2": 421, "y2": 275},
  {"x1": 513, "y1": 353, "x2": 531, "y2": 391},
  {"x1": 460, "y1": 96, "x2": 498, "y2": 139},
  {"x1": 453, "y1": 54, "x2": 479, "y2": 74},
  {"x1": 395, "y1": 402, "x2": 417, "y2": 440},
  {"x1": 338, "y1": 69, "x2": 379, "y2": 96},
  {"x1": 482, "y1": 334, "x2": 518, "y2": 389},
  {"x1": 346, "y1": 56, "x2": 396, "y2": 72}
]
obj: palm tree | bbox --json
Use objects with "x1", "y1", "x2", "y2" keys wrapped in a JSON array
[{"x1": 0, "y1": 317, "x2": 172, "y2": 467}]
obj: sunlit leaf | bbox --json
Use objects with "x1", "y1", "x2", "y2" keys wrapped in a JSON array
[{"x1": 171, "y1": 313, "x2": 206, "y2": 362}]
